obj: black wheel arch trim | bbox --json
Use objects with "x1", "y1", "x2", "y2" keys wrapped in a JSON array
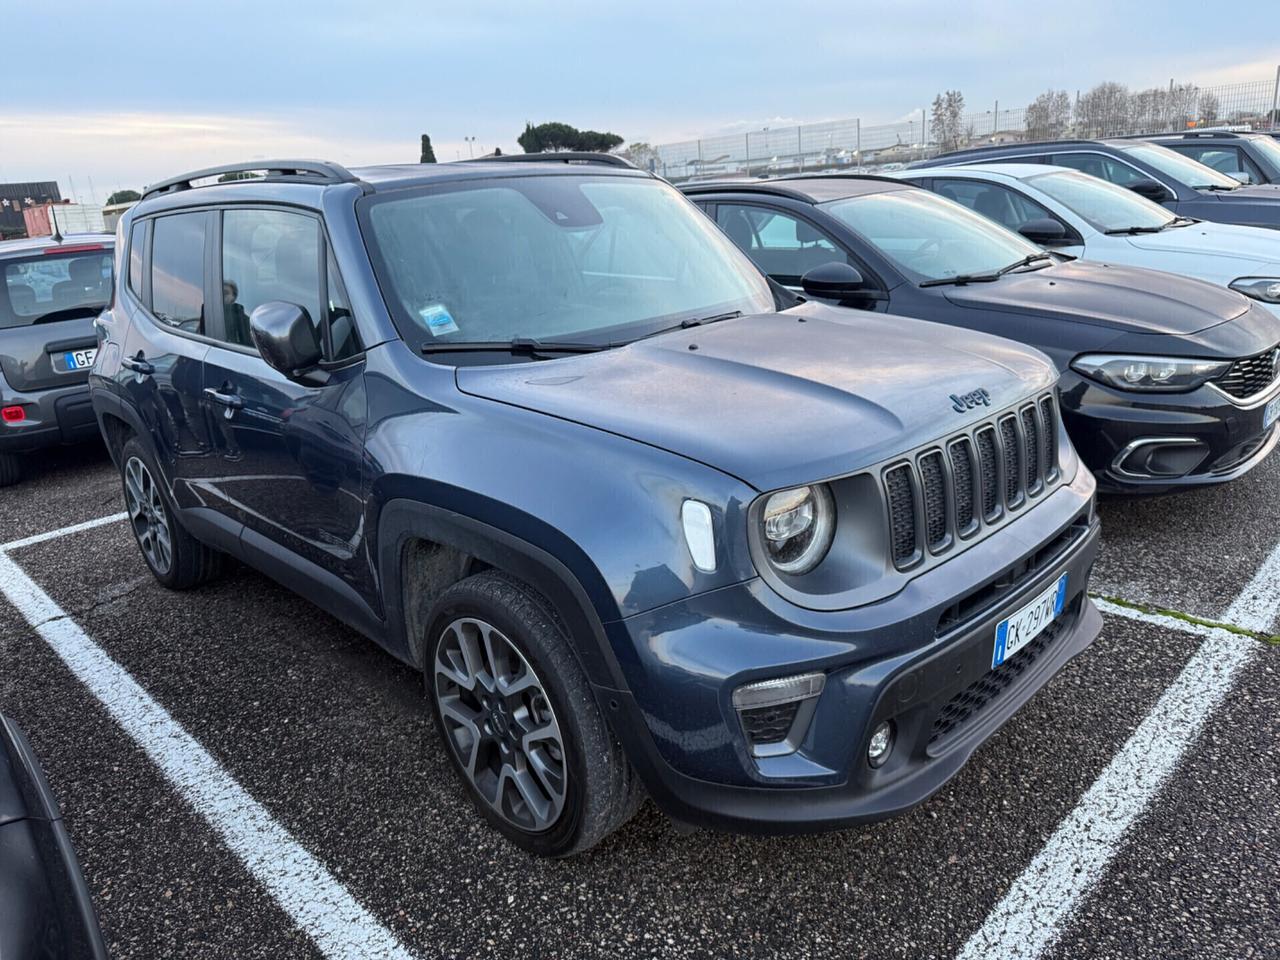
[{"x1": 376, "y1": 494, "x2": 629, "y2": 693}]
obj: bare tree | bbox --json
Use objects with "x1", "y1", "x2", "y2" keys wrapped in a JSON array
[
  {"x1": 1076, "y1": 82, "x2": 1130, "y2": 137},
  {"x1": 930, "y1": 90, "x2": 966, "y2": 152},
  {"x1": 1025, "y1": 89, "x2": 1072, "y2": 140},
  {"x1": 1199, "y1": 91, "x2": 1221, "y2": 126},
  {"x1": 1167, "y1": 82, "x2": 1200, "y2": 130}
]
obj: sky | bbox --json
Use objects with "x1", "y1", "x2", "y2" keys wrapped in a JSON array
[{"x1": 2, "y1": 0, "x2": 1278, "y2": 201}]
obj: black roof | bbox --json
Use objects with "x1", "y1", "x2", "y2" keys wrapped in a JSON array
[
  {"x1": 679, "y1": 174, "x2": 913, "y2": 203},
  {"x1": 919, "y1": 138, "x2": 1121, "y2": 166}
]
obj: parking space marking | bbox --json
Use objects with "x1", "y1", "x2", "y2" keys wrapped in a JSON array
[
  {"x1": 0, "y1": 538, "x2": 417, "y2": 960},
  {"x1": 955, "y1": 541, "x2": 1280, "y2": 960},
  {"x1": 1, "y1": 511, "x2": 127, "y2": 552}
]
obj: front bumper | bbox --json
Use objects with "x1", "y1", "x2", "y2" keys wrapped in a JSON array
[
  {"x1": 597, "y1": 467, "x2": 1101, "y2": 833},
  {"x1": 1059, "y1": 370, "x2": 1280, "y2": 494}
]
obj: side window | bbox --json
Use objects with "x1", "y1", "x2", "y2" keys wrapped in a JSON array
[
  {"x1": 220, "y1": 208, "x2": 321, "y2": 349},
  {"x1": 150, "y1": 213, "x2": 207, "y2": 333},
  {"x1": 715, "y1": 203, "x2": 850, "y2": 282},
  {"x1": 933, "y1": 179, "x2": 1055, "y2": 233},
  {"x1": 1052, "y1": 153, "x2": 1145, "y2": 186},
  {"x1": 1177, "y1": 145, "x2": 1261, "y2": 182},
  {"x1": 127, "y1": 221, "x2": 145, "y2": 298},
  {"x1": 325, "y1": 251, "x2": 361, "y2": 362}
]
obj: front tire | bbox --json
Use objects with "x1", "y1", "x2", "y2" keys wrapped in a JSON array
[
  {"x1": 425, "y1": 571, "x2": 640, "y2": 857},
  {"x1": 119, "y1": 437, "x2": 224, "y2": 589}
]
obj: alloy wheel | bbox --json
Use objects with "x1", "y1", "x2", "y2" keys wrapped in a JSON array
[
  {"x1": 434, "y1": 617, "x2": 568, "y2": 832},
  {"x1": 124, "y1": 456, "x2": 173, "y2": 575}
]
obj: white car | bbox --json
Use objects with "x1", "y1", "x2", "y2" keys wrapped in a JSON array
[{"x1": 901, "y1": 162, "x2": 1280, "y2": 316}]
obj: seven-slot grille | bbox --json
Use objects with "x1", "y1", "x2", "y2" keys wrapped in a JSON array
[
  {"x1": 883, "y1": 394, "x2": 1061, "y2": 569},
  {"x1": 1213, "y1": 345, "x2": 1280, "y2": 400}
]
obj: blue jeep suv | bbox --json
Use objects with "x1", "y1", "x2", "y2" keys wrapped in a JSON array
[{"x1": 90, "y1": 156, "x2": 1101, "y2": 855}]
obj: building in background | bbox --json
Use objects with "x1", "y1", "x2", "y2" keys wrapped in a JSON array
[
  {"x1": 22, "y1": 201, "x2": 105, "y2": 237},
  {"x1": 0, "y1": 181, "x2": 61, "y2": 239}
]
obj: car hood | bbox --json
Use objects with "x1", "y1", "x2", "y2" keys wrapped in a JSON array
[
  {"x1": 456, "y1": 303, "x2": 1055, "y2": 492},
  {"x1": 1214, "y1": 183, "x2": 1280, "y2": 203},
  {"x1": 942, "y1": 259, "x2": 1249, "y2": 336},
  {"x1": 1123, "y1": 221, "x2": 1280, "y2": 268}
]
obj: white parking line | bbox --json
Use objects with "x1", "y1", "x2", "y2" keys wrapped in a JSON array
[
  {"x1": 1, "y1": 511, "x2": 127, "y2": 552},
  {"x1": 955, "y1": 542, "x2": 1277, "y2": 960},
  {"x1": 0, "y1": 525, "x2": 417, "y2": 960}
]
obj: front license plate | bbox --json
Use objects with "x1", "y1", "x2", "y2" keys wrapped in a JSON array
[
  {"x1": 1265, "y1": 395, "x2": 1280, "y2": 431},
  {"x1": 992, "y1": 573, "x2": 1068, "y2": 668},
  {"x1": 62, "y1": 348, "x2": 97, "y2": 371}
]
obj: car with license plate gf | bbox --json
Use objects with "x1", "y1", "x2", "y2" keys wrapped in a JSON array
[{"x1": 0, "y1": 233, "x2": 113, "y2": 485}]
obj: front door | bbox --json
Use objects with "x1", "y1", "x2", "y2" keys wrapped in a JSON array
[{"x1": 197, "y1": 206, "x2": 368, "y2": 595}]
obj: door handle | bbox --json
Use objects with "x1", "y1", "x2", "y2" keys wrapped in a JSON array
[
  {"x1": 121, "y1": 353, "x2": 154, "y2": 376},
  {"x1": 203, "y1": 386, "x2": 244, "y2": 414}
]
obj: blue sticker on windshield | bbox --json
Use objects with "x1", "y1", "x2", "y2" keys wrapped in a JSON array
[{"x1": 418, "y1": 303, "x2": 459, "y2": 337}]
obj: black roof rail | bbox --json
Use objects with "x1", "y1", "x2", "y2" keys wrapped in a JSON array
[
  {"x1": 1114, "y1": 130, "x2": 1247, "y2": 140},
  {"x1": 461, "y1": 152, "x2": 638, "y2": 170},
  {"x1": 141, "y1": 160, "x2": 361, "y2": 201}
]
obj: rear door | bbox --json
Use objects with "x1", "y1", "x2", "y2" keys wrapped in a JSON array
[
  {"x1": 198, "y1": 205, "x2": 368, "y2": 593},
  {"x1": 116, "y1": 211, "x2": 217, "y2": 510}
]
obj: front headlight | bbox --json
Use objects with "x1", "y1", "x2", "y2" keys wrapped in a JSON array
[
  {"x1": 1230, "y1": 277, "x2": 1280, "y2": 304},
  {"x1": 1071, "y1": 354, "x2": 1230, "y2": 392},
  {"x1": 760, "y1": 484, "x2": 836, "y2": 575}
]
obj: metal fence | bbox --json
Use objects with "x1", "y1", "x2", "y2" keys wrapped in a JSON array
[{"x1": 653, "y1": 71, "x2": 1280, "y2": 182}]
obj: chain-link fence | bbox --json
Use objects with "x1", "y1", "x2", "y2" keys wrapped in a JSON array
[{"x1": 652, "y1": 72, "x2": 1280, "y2": 182}]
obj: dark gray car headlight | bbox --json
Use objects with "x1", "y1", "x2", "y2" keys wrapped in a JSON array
[
  {"x1": 1071, "y1": 354, "x2": 1230, "y2": 392},
  {"x1": 1230, "y1": 277, "x2": 1280, "y2": 304},
  {"x1": 760, "y1": 484, "x2": 836, "y2": 575}
]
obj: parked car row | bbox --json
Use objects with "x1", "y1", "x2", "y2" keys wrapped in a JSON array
[{"x1": 3, "y1": 139, "x2": 1277, "y2": 862}]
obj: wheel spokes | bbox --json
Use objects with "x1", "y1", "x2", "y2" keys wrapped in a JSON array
[{"x1": 432, "y1": 616, "x2": 568, "y2": 834}]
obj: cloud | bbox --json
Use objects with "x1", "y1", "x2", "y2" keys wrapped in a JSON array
[{"x1": 0, "y1": 111, "x2": 427, "y2": 197}]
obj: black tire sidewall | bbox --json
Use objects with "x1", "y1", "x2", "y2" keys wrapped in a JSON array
[
  {"x1": 119, "y1": 437, "x2": 183, "y2": 586},
  {"x1": 425, "y1": 577, "x2": 595, "y2": 857}
]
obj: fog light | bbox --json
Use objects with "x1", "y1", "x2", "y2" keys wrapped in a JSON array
[
  {"x1": 1, "y1": 405, "x2": 25, "y2": 423},
  {"x1": 868, "y1": 720, "x2": 893, "y2": 768}
]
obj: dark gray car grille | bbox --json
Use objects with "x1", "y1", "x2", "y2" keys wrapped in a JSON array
[
  {"x1": 883, "y1": 394, "x2": 1061, "y2": 570},
  {"x1": 1214, "y1": 345, "x2": 1280, "y2": 400}
]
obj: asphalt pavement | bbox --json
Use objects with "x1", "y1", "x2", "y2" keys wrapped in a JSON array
[{"x1": 0, "y1": 440, "x2": 1275, "y2": 960}]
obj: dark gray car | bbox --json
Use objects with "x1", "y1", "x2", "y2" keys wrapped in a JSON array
[
  {"x1": 0, "y1": 233, "x2": 114, "y2": 485},
  {"x1": 1129, "y1": 130, "x2": 1280, "y2": 185},
  {"x1": 915, "y1": 138, "x2": 1280, "y2": 229}
]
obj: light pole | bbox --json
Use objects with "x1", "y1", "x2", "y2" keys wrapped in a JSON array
[{"x1": 464, "y1": 136, "x2": 477, "y2": 158}]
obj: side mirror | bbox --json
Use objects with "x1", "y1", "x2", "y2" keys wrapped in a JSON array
[
  {"x1": 1017, "y1": 217, "x2": 1068, "y2": 245},
  {"x1": 801, "y1": 261, "x2": 866, "y2": 301},
  {"x1": 1230, "y1": 171, "x2": 1253, "y2": 184},
  {"x1": 1127, "y1": 178, "x2": 1174, "y2": 203},
  {"x1": 249, "y1": 301, "x2": 322, "y2": 380}
]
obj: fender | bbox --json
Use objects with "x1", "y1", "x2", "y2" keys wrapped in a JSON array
[{"x1": 376, "y1": 495, "x2": 630, "y2": 692}]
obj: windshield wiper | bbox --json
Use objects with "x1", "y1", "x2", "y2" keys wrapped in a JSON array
[
  {"x1": 1103, "y1": 225, "x2": 1166, "y2": 235},
  {"x1": 919, "y1": 272, "x2": 1000, "y2": 288},
  {"x1": 996, "y1": 253, "x2": 1053, "y2": 276},
  {"x1": 1199, "y1": 184, "x2": 1239, "y2": 192},
  {"x1": 420, "y1": 337, "x2": 610, "y2": 356},
  {"x1": 627, "y1": 309, "x2": 745, "y2": 344}
]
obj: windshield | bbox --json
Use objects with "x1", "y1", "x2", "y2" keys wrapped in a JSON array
[
  {"x1": 1249, "y1": 135, "x2": 1280, "y2": 172},
  {"x1": 1028, "y1": 170, "x2": 1175, "y2": 232},
  {"x1": 1117, "y1": 142, "x2": 1242, "y2": 189},
  {"x1": 820, "y1": 189, "x2": 1043, "y2": 282},
  {"x1": 360, "y1": 175, "x2": 774, "y2": 350},
  {"x1": 1, "y1": 246, "x2": 113, "y2": 329}
]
